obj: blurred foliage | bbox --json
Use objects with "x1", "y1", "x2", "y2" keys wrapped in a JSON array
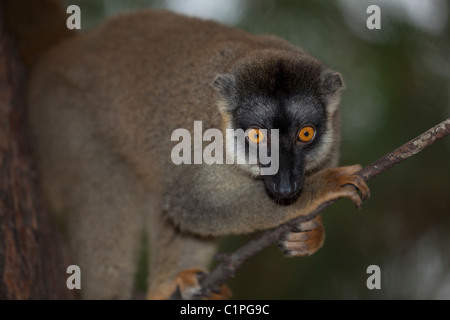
[{"x1": 63, "y1": 0, "x2": 450, "y2": 299}]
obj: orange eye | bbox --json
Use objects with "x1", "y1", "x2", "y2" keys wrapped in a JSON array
[
  {"x1": 246, "y1": 128, "x2": 265, "y2": 144},
  {"x1": 298, "y1": 126, "x2": 316, "y2": 143}
]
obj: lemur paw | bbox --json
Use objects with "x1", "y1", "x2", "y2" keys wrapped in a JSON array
[
  {"x1": 278, "y1": 215, "x2": 325, "y2": 257},
  {"x1": 321, "y1": 164, "x2": 370, "y2": 209},
  {"x1": 170, "y1": 268, "x2": 231, "y2": 300}
]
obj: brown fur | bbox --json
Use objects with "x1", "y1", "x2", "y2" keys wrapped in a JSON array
[{"x1": 2, "y1": 6, "x2": 370, "y2": 299}]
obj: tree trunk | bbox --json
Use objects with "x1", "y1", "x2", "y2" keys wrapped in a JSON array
[{"x1": 0, "y1": 11, "x2": 75, "y2": 299}]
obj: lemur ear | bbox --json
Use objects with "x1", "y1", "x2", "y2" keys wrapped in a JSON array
[
  {"x1": 213, "y1": 74, "x2": 237, "y2": 113},
  {"x1": 320, "y1": 70, "x2": 345, "y2": 95},
  {"x1": 213, "y1": 74, "x2": 236, "y2": 96}
]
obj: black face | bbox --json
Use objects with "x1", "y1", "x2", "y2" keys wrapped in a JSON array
[{"x1": 234, "y1": 94, "x2": 327, "y2": 204}]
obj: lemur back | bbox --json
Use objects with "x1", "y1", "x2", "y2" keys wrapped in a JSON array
[{"x1": 4, "y1": 4, "x2": 369, "y2": 299}]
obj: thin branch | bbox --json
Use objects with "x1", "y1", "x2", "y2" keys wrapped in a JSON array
[{"x1": 197, "y1": 118, "x2": 450, "y2": 299}]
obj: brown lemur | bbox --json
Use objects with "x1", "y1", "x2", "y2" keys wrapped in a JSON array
[{"x1": 2, "y1": 0, "x2": 369, "y2": 299}]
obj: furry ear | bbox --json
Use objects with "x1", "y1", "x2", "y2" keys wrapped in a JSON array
[
  {"x1": 320, "y1": 70, "x2": 344, "y2": 113},
  {"x1": 213, "y1": 73, "x2": 236, "y2": 97},
  {"x1": 213, "y1": 74, "x2": 237, "y2": 113},
  {"x1": 320, "y1": 70, "x2": 344, "y2": 95}
]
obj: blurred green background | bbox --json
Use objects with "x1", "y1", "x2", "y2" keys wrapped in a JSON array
[{"x1": 63, "y1": 0, "x2": 450, "y2": 299}]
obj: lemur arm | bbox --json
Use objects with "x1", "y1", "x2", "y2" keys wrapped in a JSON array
[{"x1": 164, "y1": 163, "x2": 369, "y2": 236}]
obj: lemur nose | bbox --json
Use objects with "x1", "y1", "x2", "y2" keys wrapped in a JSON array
[{"x1": 274, "y1": 181, "x2": 297, "y2": 199}]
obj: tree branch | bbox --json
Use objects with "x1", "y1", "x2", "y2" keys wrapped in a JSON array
[{"x1": 197, "y1": 118, "x2": 450, "y2": 299}]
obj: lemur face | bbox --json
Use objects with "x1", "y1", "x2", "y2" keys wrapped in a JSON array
[
  {"x1": 214, "y1": 50, "x2": 343, "y2": 203},
  {"x1": 233, "y1": 94, "x2": 327, "y2": 203}
]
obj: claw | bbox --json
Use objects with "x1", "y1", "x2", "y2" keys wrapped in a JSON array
[
  {"x1": 342, "y1": 185, "x2": 364, "y2": 209},
  {"x1": 278, "y1": 215, "x2": 325, "y2": 257},
  {"x1": 325, "y1": 165, "x2": 370, "y2": 209}
]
